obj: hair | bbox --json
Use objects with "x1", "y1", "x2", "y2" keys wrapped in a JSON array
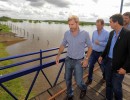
[
  {"x1": 110, "y1": 14, "x2": 123, "y2": 26},
  {"x1": 68, "y1": 15, "x2": 79, "y2": 23},
  {"x1": 96, "y1": 19, "x2": 104, "y2": 25},
  {"x1": 123, "y1": 12, "x2": 130, "y2": 18}
]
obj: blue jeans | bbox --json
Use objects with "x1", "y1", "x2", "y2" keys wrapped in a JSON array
[
  {"x1": 88, "y1": 50, "x2": 105, "y2": 81},
  {"x1": 104, "y1": 57, "x2": 124, "y2": 100},
  {"x1": 65, "y1": 57, "x2": 87, "y2": 96}
]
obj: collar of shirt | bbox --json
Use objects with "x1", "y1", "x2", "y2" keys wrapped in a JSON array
[
  {"x1": 108, "y1": 28, "x2": 122, "y2": 59},
  {"x1": 96, "y1": 28, "x2": 104, "y2": 35},
  {"x1": 113, "y1": 27, "x2": 122, "y2": 38},
  {"x1": 69, "y1": 29, "x2": 81, "y2": 37}
]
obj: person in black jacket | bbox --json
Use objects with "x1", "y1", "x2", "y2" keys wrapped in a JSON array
[{"x1": 98, "y1": 14, "x2": 130, "y2": 100}]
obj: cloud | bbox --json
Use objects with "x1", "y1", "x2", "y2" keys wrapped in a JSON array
[
  {"x1": 45, "y1": 0, "x2": 70, "y2": 8},
  {"x1": 0, "y1": 0, "x2": 9, "y2": 1},
  {"x1": 0, "y1": 4, "x2": 12, "y2": 12},
  {"x1": 0, "y1": 1, "x2": 21, "y2": 12},
  {"x1": 26, "y1": 0, "x2": 40, "y2": 1},
  {"x1": 92, "y1": 0, "x2": 98, "y2": 3},
  {"x1": 0, "y1": 9, "x2": 12, "y2": 12},
  {"x1": 0, "y1": 0, "x2": 129, "y2": 22},
  {"x1": 124, "y1": 2, "x2": 130, "y2": 6},
  {"x1": 90, "y1": 13, "x2": 98, "y2": 18},
  {"x1": 59, "y1": 11, "x2": 65, "y2": 16},
  {"x1": 30, "y1": 2, "x2": 44, "y2": 7},
  {"x1": 26, "y1": 0, "x2": 45, "y2": 7}
]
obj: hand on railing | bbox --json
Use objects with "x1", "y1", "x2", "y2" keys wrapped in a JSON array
[{"x1": 56, "y1": 55, "x2": 60, "y2": 65}]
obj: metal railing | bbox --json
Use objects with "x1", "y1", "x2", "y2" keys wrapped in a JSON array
[{"x1": 0, "y1": 48, "x2": 67, "y2": 100}]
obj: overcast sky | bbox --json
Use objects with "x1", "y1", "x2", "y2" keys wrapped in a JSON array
[{"x1": 0, "y1": 0, "x2": 130, "y2": 22}]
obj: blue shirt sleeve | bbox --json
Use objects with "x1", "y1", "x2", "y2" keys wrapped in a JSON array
[
  {"x1": 92, "y1": 32, "x2": 94, "y2": 44},
  {"x1": 85, "y1": 32, "x2": 92, "y2": 47},
  {"x1": 99, "y1": 31, "x2": 109, "y2": 47}
]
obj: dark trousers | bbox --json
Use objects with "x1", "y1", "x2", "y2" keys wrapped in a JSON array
[
  {"x1": 104, "y1": 57, "x2": 124, "y2": 100},
  {"x1": 88, "y1": 50, "x2": 105, "y2": 81}
]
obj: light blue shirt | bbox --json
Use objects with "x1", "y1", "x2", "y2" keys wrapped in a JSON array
[
  {"x1": 108, "y1": 28, "x2": 122, "y2": 58},
  {"x1": 92, "y1": 29, "x2": 109, "y2": 52},
  {"x1": 62, "y1": 29, "x2": 92, "y2": 59}
]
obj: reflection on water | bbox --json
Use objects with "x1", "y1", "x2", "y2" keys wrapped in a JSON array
[{"x1": 5, "y1": 22, "x2": 111, "y2": 97}]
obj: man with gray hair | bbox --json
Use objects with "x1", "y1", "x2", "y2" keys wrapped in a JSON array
[
  {"x1": 86, "y1": 19, "x2": 109, "y2": 85},
  {"x1": 56, "y1": 15, "x2": 92, "y2": 100},
  {"x1": 123, "y1": 12, "x2": 130, "y2": 30}
]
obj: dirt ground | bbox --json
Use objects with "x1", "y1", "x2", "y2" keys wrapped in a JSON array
[{"x1": 0, "y1": 32, "x2": 26, "y2": 46}]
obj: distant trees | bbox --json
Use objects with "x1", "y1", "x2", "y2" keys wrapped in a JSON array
[
  {"x1": 29, "y1": 20, "x2": 33, "y2": 23},
  {"x1": 0, "y1": 16, "x2": 11, "y2": 21},
  {"x1": 0, "y1": 16, "x2": 109, "y2": 26},
  {"x1": 0, "y1": 16, "x2": 23, "y2": 22},
  {"x1": 43, "y1": 20, "x2": 109, "y2": 26}
]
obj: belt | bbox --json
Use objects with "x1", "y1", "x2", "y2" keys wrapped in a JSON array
[
  {"x1": 68, "y1": 56, "x2": 84, "y2": 60},
  {"x1": 93, "y1": 50, "x2": 102, "y2": 53}
]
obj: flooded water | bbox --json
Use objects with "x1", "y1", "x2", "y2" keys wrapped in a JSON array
[
  {"x1": 6, "y1": 21, "x2": 111, "y2": 54},
  {"x1": 4, "y1": 21, "x2": 111, "y2": 98}
]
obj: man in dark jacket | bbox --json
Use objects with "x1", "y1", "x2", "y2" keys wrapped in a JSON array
[{"x1": 98, "y1": 14, "x2": 130, "y2": 100}]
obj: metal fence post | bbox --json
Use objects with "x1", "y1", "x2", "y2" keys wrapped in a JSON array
[
  {"x1": 53, "y1": 62, "x2": 64, "y2": 86},
  {"x1": 0, "y1": 83, "x2": 18, "y2": 100},
  {"x1": 40, "y1": 50, "x2": 53, "y2": 87},
  {"x1": 25, "y1": 71, "x2": 40, "y2": 100},
  {"x1": 40, "y1": 50, "x2": 42, "y2": 66}
]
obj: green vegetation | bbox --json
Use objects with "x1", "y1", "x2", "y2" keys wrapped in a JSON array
[
  {"x1": 43, "y1": 20, "x2": 68, "y2": 24},
  {"x1": 43, "y1": 20, "x2": 109, "y2": 26},
  {"x1": 11, "y1": 19, "x2": 23, "y2": 22},
  {"x1": 0, "y1": 16, "x2": 109, "y2": 26},
  {"x1": 0, "y1": 16, "x2": 11, "y2": 21},
  {"x1": 29, "y1": 20, "x2": 33, "y2": 23},
  {"x1": 0, "y1": 24, "x2": 11, "y2": 32},
  {"x1": 0, "y1": 24, "x2": 33, "y2": 99},
  {"x1": 0, "y1": 16, "x2": 24, "y2": 22},
  {"x1": 0, "y1": 43, "x2": 27, "y2": 100},
  {"x1": 80, "y1": 21, "x2": 96, "y2": 26},
  {"x1": 34, "y1": 20, "x2": 41, "y2": 23}
]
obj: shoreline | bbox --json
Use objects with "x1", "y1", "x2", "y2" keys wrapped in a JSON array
[
  {"x1": 0, "y1": 32, "x2": 26, "y2": 46},
  {"x1": 0, "y1": 32, "x2": 27, "y2": 100}
]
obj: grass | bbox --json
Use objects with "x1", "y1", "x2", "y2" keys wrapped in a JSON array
[
  {"x1": 0, "y1": 24, "x2": 11, "y2": 33},
  {"x1": 0, "y1": 43, "x2": 28, "y2": 100},
  {"x1": 0, "y1": 24, "x2": 35, "y2": 100}
]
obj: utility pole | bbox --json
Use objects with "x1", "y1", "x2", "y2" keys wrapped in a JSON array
[{"x1": 120, "y1": 0, "x2": 124, "y2": 14}]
